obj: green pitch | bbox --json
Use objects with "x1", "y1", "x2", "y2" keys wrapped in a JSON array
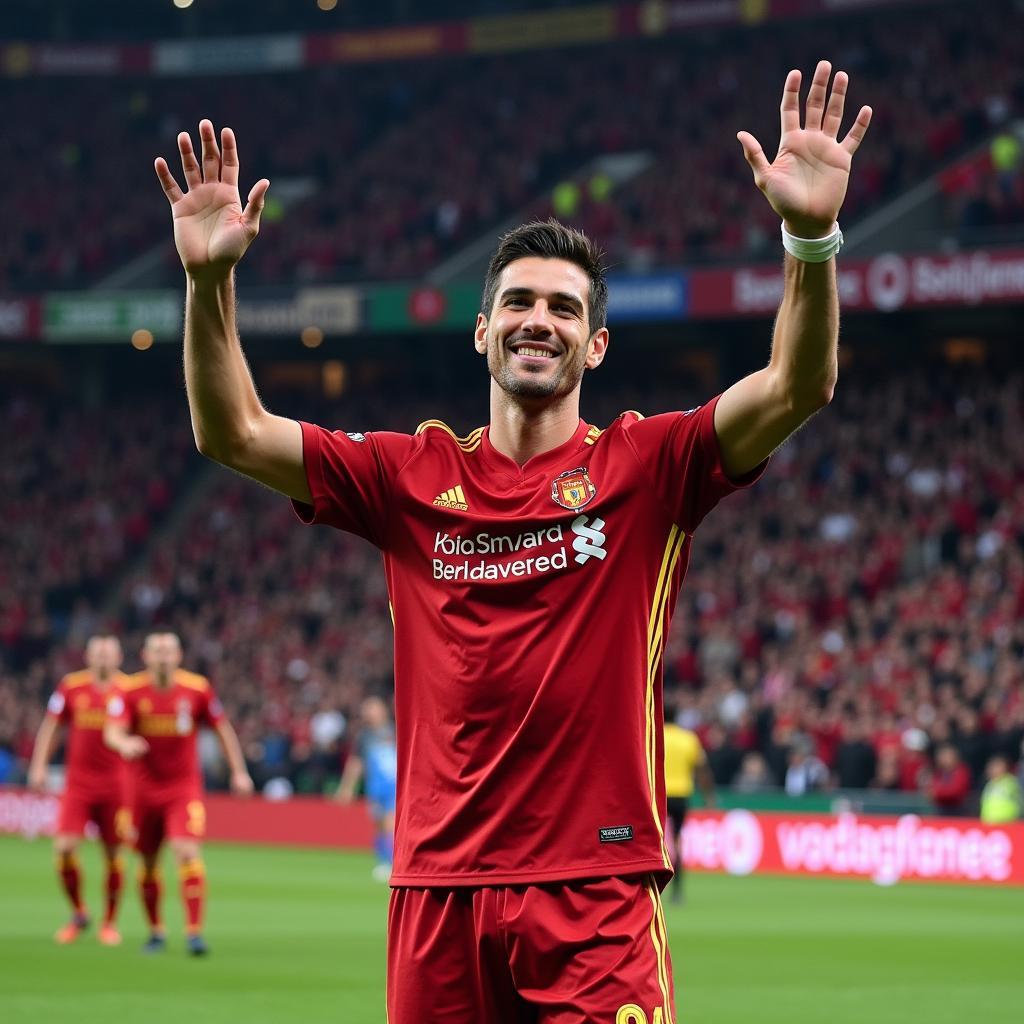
[{"x1": 1, "y1": 835, "x2": 1021, "y2": 1023}]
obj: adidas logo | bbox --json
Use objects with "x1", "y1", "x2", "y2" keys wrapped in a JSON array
[{"x1": 433, "y1": 485, "x2": 468, "y2": 511}]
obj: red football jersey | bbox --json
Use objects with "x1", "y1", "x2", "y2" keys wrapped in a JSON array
[
  {"x1": 107, "y1": 669, "x2": 223, "y2": 799},
  {"x1": 295, "y1": 396, "x2": 763, "y2": 886},
  {"x1": 46, "y1": 669, "x2": 128, "y2": 799}
]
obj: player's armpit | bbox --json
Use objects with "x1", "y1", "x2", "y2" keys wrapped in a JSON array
[
  {"x1": 206, "y1": 411, "x2": 311, "y2": 505},
  {"x1": 713, "y1": 366, "x2": 830, "y2": 478}
]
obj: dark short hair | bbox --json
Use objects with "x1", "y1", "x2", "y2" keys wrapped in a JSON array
[{"x1": 481, "y1": 218, "x2": 608, "y2": 333}]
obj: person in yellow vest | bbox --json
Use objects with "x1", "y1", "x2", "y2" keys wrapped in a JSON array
[
  {"x1": 664, "y1": 705, "x2": 716, "y2": 903},
  {"x1": 980, "y1": 755, "x2": 1021, "y2": 824}
]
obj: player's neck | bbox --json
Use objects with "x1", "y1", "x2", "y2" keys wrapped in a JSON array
[
  {"x1": 153, "y1": 670, "x2": 174, "y2": 689},
  {"x1": 487, "y1": 386, "x2": 582, "y2": 467}
]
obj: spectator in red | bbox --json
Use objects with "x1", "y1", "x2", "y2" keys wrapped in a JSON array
[{"x1": 929, "y1": 744, "x2": 972, "y2": 816}]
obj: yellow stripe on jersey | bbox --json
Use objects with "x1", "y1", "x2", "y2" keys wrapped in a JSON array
[
  {"x1": 646, "y1": 878, "x2": 674, "y2": 1023},
  {"x1": 582, "y1": 425, "x2": 603, "y2": 446},
  {"x1": 414, "y1": 420, "x2": 484, "y2": 452},
  {"x1": 644, "y1": 526, "x2": 687, "y2": 870},
  {"x1": 653, "y1": 885, "x2": 675, "y2": 1024}
]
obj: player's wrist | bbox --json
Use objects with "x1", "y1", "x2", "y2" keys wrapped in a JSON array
[{"x1": 781, "y1": 221, "x2": 843, "y2": 262}]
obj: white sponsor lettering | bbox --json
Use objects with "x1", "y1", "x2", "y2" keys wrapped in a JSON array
[
  {"x1": 0, "y1": 791, "x2": 60, "y2": 839},
  {"x1": 431, "y1": 516, "x2": 610, "y2": 582},
  {"x1": 434, "y1": 524, "x2": 564, "y2": 556},
  {"x1": 774, "y1": 813, "x2": 1011, "y2": 883},
  {"x1": 682, "y1": 810, "x2": 764, "y2": 875},
  {"x1": 433, "y1": 549, "x2": 568, "y2": 581}
]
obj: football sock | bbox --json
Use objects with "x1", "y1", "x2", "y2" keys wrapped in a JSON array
[
  {"x1": 139, "y1": 866, "x2": 163, "y2": 930},
  {"x1": 57, "y1": 852, "x2": 84, "y2": 913},
  {"x1": 179, "y1": 858, "x2": 206, "y2": 935},
  {"x1": 104, "y1": 857, "x2": 124, "y2": 925}
]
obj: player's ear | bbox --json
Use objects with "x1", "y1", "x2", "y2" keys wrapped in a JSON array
[
  {"x1": 474, "y1": 313, "x2": 488, "y2": 355},
  {"x1": 585, "y1": 327, "x2": 609, "y2": 370}
]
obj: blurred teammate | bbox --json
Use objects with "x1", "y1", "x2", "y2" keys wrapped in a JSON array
[
  {"x1": 157, "y1": 58, "x2": 871, "y2": 1021},
  {"x1": 27, "y1": 635, "x2": 130, "y2": 946},
  {"x1": 104, "y1": 632, "x2": 253, "y2": 956},
  {"x1": 336, "y1": 695, "x2": 397, "y2": 881},
  {"x1": 663, "y1": 708, "x2": 715, "y2": 904}
]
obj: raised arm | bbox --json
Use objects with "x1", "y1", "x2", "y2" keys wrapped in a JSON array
[
  {"x1": 155, "y1": 121, "x2": 310, "y2": 502},
  {"x1": 714, "y1": 60, "x2": 872, "y2": 476}
]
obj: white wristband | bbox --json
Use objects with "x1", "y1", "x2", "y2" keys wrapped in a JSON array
[{"x1": 781, "y1": 222, "x2": 843, "y2": 262}]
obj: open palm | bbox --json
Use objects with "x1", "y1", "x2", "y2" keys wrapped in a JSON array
[
  {"x1": 738, "y1": 61, "x2": 872, "y2": 239},
  {"x1": 155, "y1": 120, "x2": 269, "y2": 277}
]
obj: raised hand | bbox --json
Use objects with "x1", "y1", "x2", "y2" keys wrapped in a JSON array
[
  {"x1": 155, "y1": 120, "x2": 270, "y2": 277},
  {"x1": 737, "y1": 60, "x2": 872, "y2": 239}
]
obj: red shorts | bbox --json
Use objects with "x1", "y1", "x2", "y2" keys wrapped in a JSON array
[
  {"x1": 57, "y1": 792, "x2": 130, "y2": 846},
  {"x1": 134, "y1": 793, "x2": 207, "y2": 855},
  {"x1": 387, "y1": 874, "x2": 676, "y2": 1024}
]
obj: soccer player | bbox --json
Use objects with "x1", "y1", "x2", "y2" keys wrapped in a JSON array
[
  {"x1": 662, "y1": 706, "x2": 715, "y2": 904},
  {"x1": 336, "y1": 695, "x2": 398, "y2": 881},
  {"x1": 104, "y1": 631, "x2": 253, "y2": 956},
  {"x1": 27, "y1": 635, "x2": 130, "y2": 946},
  {"x1": 156, "y1": 59, "x2": 871, "y2": 1020}
]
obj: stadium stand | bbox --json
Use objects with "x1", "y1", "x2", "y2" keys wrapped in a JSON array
[{"x1": 2, "y1": 0, "x2": 1020, "y2": 290}]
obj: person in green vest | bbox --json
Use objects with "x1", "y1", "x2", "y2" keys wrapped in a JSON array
[{"x1": 980, "y1": 755, "x2": 1021, "y2": 824}]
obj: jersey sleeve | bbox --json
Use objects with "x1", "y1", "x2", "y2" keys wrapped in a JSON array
[
  {"x1": 620, "y1": 395, "x2": 767, "y2": 533},
  {"x1": 45, "y1": 681, "x2": 70, "y2": 722},
  {"x1": 291, "y1": 423, "x2": 416, "y2": 548}
]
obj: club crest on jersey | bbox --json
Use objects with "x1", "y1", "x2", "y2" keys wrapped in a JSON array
[{"x1": 551, "y1": 467, "x2": 596, "y2": 511}]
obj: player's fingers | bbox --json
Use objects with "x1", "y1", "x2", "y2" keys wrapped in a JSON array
[
  {"x1": 220, "y1": 126, "x2": 239, "y2": 187},
  {"x1": 199, "y1": 119, "x2": 221, "y2": 184},
  {"x1": 154, "y1": 157, "x2": 185, "y2": 205},
  {"x1": 737, "y1": 131, "x2": 770, "y2": 185},
  {"x1": 178, "y1": 132, "x2": 202, "y2": 189},
  {"x1": 780, "y1": 68, "x2": 801, "y2": 136},
  {"x1": 804, "y1": 59, "x2": 832, "y2": 132},
  {"x1": 841, "y1": 104, "x2": 873, "y2": 156},
  {"x1": 242, "y1": 178, "x2": 270, "y2": 230},
  {"x1": 822, "y1": 70, "x2": 848, "y2": 139}
]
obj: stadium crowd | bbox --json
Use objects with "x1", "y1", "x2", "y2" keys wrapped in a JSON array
[
  {"x1": 2, "y1": 0, "x2": 1020, "y2": 291},
  {"x1": 2, "y1": 364, "x2": 1022, "y2": 812}
]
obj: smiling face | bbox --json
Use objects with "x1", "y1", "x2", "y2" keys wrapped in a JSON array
[{"x1": 475, "y1": 257, "x2": 608, "y2": 403}]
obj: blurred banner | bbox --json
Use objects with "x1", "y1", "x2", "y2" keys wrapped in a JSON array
[
  {"x1": 467, "y1": 6, "x2": 616, "y2": 53},
  {"x1": 679, "y1": 810, "x2": 1024, "y2": 886},
  {"x1": 687, "y1": 249, "x2": 1024, "y2": 317},
  {"x1": 26, "y1": 248, "x2": 1024, "y2": 343},
  {"x1": 0, "y1": 787, "x2": 375, "y2": 849},
  {"x1": 0, "y1": 0, "x2": 945, "y2": 77}
]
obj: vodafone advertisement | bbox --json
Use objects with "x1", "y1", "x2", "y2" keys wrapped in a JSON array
[{"x1": 681, "y1": 810, "x2": 1024, "y2": 886}]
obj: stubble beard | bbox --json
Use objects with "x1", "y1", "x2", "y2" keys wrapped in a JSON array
[{"x1": 488, "y1": 338, "x2": 587, "y2": 402}]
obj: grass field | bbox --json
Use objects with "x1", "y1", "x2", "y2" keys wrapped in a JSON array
[{"x1": 1, "y1": 835, "x2": 1021, "y2": 1023}]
